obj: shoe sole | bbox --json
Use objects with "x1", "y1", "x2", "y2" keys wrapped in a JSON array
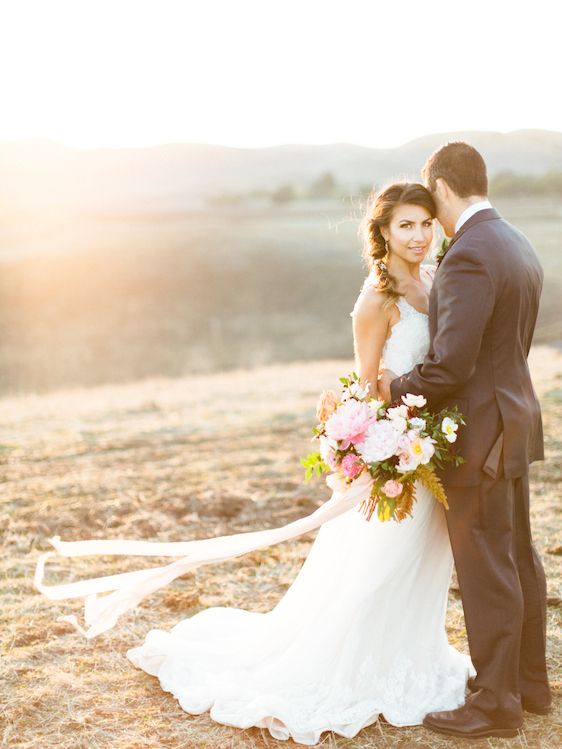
[{"x1": 423, "y1": 721, "x2": 521, "y2": 739}]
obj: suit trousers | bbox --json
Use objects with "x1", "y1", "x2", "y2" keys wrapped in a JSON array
[{"x1": 445, "y1": 474, "x2": 551, "y2": 720}]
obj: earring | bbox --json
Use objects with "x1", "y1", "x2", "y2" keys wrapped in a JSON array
[{"x1": 384, "y1": 239, "x2": 390, "y2": 253}]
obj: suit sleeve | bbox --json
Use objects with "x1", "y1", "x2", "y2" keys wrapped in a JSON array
[{"x1": 390, "y1": 248, "x2": 495, "y2": 410}]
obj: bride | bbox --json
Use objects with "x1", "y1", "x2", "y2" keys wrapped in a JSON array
[
  {"x1": 36, "y1": 181, "x2": 476, "y2": 746},
  {"x1": 124, "y1": 182, "x2": 474, "y2": 744}
]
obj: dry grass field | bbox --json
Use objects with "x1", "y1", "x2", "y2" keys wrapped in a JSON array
[{"x1": 1, "y1": 348, "x2": 561, "y2": 748}]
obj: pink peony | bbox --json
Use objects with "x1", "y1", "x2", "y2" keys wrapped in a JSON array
[
  {"x1": 382, "y1": 480, "x2": 403, "y2": 498},
  {"x1": 325, "y1": 399, "x2": 376, "y2": 448},
  {"x1": 340, "y1": 453, "x2": 363, "y2": 479}
]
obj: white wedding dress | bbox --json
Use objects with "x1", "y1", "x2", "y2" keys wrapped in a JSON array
[{"x1": 127, "y1": 275, "x2": 476, "y2": 745}]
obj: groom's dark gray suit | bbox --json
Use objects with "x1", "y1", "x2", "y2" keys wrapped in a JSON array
[{"x1": 390, "y1": 207, "x2": 551, "y2": 720}]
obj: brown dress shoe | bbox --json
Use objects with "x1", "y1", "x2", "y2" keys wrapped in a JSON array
[{"x1": 423, "y1": 702, "x2": 523, "y2": 739}]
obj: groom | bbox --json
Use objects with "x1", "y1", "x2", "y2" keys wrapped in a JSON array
[{"x1": 379, "y1": 142, "x2": 551, "y2": 738}]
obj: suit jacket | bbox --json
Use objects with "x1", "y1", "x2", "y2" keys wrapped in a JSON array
[{"x1": 390, "y1": 208, "x2": 544, "y2": 487}]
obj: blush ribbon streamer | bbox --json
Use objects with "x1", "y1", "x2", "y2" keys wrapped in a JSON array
[{"x1": 34, "y1": 471, "x2": 373, "y2": 639}]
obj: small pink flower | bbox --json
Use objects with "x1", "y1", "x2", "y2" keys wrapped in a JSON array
[
  {"x1": 382, "y1": 480, "x2": 403, "y2": 498},
  {"x1": 340, "y1": 453, "x2": 363, "y2": 479}
]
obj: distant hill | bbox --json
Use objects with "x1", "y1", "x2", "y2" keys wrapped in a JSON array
[{"x1": 1, "y1": 130, "x2": 562, "y2": 214}]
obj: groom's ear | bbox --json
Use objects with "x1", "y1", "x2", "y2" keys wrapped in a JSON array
[{"x1": 434, "y1": 178, "x2": 450, "y2": 202}]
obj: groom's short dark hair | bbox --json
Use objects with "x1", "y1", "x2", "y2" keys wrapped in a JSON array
[{"x1": 422, "y1": 142, "x2": 488, "y2": 198}]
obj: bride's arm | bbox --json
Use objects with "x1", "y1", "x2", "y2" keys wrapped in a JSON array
[{"x1": 351, "y1": 290, "x2": 390, "y2": 399}]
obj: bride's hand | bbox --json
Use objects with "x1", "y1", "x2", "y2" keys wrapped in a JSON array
[{"x1": 377, "y1": 369, "x2": 397, "y2": 403}]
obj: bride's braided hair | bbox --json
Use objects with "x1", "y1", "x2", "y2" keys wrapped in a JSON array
[{"x1": 360, "y1": 182, "x2": 436, "y2": 309}]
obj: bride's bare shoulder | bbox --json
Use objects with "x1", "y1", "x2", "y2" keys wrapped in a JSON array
[{"x1": 350, "y1": 285, "x2": 390, "y2": 323}]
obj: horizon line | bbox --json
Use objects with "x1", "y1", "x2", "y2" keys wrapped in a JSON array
[{"x1": 0, "y1": 128, "x2": 561, "y2": 153}]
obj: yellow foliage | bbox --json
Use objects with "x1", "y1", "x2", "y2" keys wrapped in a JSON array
[
  {"x1": 415, "y1": 464, "x2": 450, "y2": 510},
  {"x1": 395, "y1": 481, "x2": 415, "y2": 522}
]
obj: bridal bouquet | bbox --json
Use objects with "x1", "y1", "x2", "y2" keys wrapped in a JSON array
[{"x1": 301, "y1": 372, "x2": 465, "y2": 523}]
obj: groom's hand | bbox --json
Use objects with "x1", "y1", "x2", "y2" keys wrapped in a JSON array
[{"x1": 378, "y1": 369, "x2": 397, "y2": 403}]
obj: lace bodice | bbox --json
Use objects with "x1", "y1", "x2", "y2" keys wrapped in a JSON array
[
  {"x1": 380, "y1": 297, "x2": 430, "y2": 376},
  {"x1": 350, "y1": 270, "x2": 432, "y2": 377}
]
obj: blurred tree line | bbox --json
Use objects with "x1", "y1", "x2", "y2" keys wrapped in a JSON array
[
  {"x1": 208, "y1": 169, "x2": 562, "y2": 206},
  {"x1": 208, "y1": 171, "x2": 343, "y2": 205},
  {"x1": 488, "y1": 171, "x2": 562, "y2": 197}
]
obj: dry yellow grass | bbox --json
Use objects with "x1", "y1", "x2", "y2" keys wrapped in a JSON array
[{"x1": 1, "y1": 351, "x2": 561, "y2": 748}]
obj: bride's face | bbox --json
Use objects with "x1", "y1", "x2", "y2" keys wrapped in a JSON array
[{"x1": 383, "y1": 204, "x2": 434, "y2": 265}]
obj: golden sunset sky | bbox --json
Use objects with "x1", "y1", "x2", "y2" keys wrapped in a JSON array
[{"x1": 0, "y1": 0, "x2": 559, "y2": 149}]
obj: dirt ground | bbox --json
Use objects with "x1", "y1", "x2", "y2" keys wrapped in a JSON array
[{"x1": 1, "y1": 349, "x2": 561, "y2": 748}]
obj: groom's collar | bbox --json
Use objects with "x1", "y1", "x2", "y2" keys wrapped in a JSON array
[
  {"x1": 447, "y1": 206, "x2": 501, "y2": 251},
  {"x1": 455, "y1": 199, "x2": 493, "y2": 234}
]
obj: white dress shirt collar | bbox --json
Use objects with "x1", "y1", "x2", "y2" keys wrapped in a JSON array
[{"x1": 455, "y1": 199, "x2": 493, "y2": 234}]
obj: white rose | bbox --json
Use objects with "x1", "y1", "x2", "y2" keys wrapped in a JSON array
[
  {"x1": 402, "y1": 393, "x2": 427, "y2": 408},
  {"x1": 387, "y1": 405, "x2": 408, "y2": 420},
  {"x1": 389, "y1": 416, "x2": 407, "y2": 434},
  {"x1": 342, "y1": 381, "x2": 370, "y2": 401},
  {"x1": 367, "y1": 399, "x2": 385, "y2": 418},
  {"x1": 409, "y1": 417, "x2": 426, "y2": 431},
  {"x1": 352, "y1": 381, "x2": 371, "y2": 399}
]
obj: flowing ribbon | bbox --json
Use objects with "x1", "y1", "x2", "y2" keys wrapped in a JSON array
[{"x1": 35, "y1": 471, "x2": 373, "y2": 639}]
